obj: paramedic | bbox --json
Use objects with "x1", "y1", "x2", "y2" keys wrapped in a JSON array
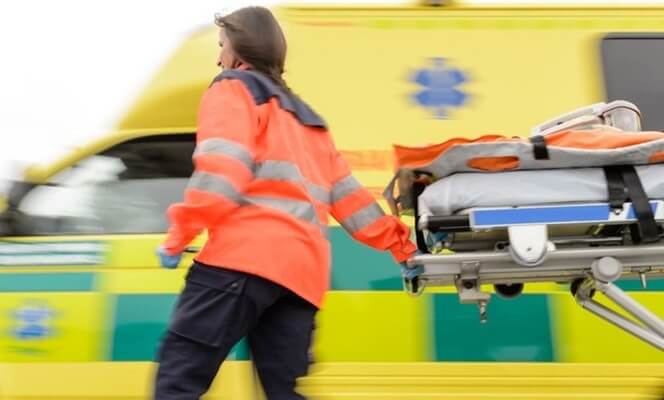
[{"x1": 153, "y1": 7, "x2": 418, "y2": 400}]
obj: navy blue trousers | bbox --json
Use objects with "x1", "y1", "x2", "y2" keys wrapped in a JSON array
[{"x1": 154, "y1": 262, "x2": 317, "y2": 400}]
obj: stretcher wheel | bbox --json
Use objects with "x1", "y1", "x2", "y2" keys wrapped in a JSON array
[
  {"x1": 403, "y1": 277, "x2": 425, "y2": 296},
  {"x1": 494, "y1": 283, "x2": 524, "y2": 299},
  {"x1": 570, "y1": 278, "x2": 596, "y2": 298},
  {"x1": 411, "y1": 277, "x2": 420, "y2": 293}
]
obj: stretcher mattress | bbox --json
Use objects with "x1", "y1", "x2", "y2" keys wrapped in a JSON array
[
  {"x1": 418, "y1": 164, "x2": 664, "y2": 216},
  {"x1": 387, "y1": 129, "x2": 664, "y2": 214}
]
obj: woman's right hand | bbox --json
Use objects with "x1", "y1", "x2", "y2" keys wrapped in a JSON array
[{"x1": 157, "y1": 246, "x2": 182, "y2": 269}]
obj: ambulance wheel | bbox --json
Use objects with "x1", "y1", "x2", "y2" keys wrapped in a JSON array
[
  {"x1": 494, "y1": 283, "x2": 524, "y2": 299},
  {"x1": 570, "y1": 278, "x2": 596, "y2": 298}
]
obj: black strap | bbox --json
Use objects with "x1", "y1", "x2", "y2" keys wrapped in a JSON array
[
  {"x1": 530, "y1": 135, "x2": 549, "y2": 160},
  {"x1": 629, "y1": 224, "x2": 643, "y2": 244},
  {"x1": 603, "y1": 166, "x2": 627, "y2": 212},
  {"x1": 621, "y1": 166, "x2": 660, "y2": 243}
]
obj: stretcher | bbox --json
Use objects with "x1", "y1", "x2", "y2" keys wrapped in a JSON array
[{"x1": 385, "y1": 101, "x2": 664, "y2": 350}]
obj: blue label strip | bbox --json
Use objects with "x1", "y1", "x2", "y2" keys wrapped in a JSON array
[{"x1": 472, "y1": 202, "x2": 658, "y2": 228}]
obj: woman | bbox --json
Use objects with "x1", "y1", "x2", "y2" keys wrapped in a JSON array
[{"x1": 154, "y1": 7, "x2": 417, "y2": 399}]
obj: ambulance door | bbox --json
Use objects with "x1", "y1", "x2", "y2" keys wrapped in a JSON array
[{"x1": 0, "y1": 133, "x2": 196, "y2": 362}]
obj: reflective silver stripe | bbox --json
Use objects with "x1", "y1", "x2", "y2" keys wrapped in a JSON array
[
  {"x1": 187, "y1": 172, "x2": 242, "y2": 203},
  {"x1": 331, "y1": 175, "x2": 362, "y2": 204},
  {"x1": 246, "y1": 196, "x2": 319, "y2": 225},
  {"x1": 247, "y1": 196, "x2": 328, "y2": 237},
  {"x1": 195, "y1": 138, "x2": 254, "y2": 170},
  {"x1": 306, "y1": 182, "x2": 331, "y2": 206},
  {"x1": 254, "y1": 160, "x2": 299, "y2": 181},
  {"x1": 255, "y1": 160, "x2": 330, "y2": 205},
  {"x1": 341, "y1": 203, "x2": 385, "y2": 234}
]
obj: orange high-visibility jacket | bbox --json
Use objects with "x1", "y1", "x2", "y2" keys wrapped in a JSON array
[{"x1": 164, "y1": 69, "x2": 416, "y2": 307}]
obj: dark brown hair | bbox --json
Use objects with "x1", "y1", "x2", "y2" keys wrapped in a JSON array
[{"x1": 215, "y1": 7, "x2": 288, "y2": 89}]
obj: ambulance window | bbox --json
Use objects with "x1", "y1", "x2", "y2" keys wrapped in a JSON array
[
  {"x1": 11, "y1": 135, "x2": 195, "y2": 236},
  {"x1": 601, "y1": 34, "x2": 664, "y2": 131}
]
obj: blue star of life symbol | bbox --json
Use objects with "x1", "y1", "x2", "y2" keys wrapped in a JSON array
[
  {"x1": 412, "y1": 58, "x2": 469, "y2": 119},
  {"x1": 12, "y1": 303, "x2": 54, "y2": 340}
]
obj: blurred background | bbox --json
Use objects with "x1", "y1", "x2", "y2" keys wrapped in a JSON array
[
  {"x1": 0, "y1": 0, "x2": 273, "y2": 181},
  {"x1": 1, "y1": 0, "x2": 664, "y2": 399},
  {"x1": 0, "y1": 0, "x2": 651, "y2": 177}
]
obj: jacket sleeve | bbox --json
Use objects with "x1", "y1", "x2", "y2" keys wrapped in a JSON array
[
  {"x1": 328, "y1": 146, "x2": 417, "y2": 263},
  {"x1": 163, "y1": 79, "x2": 258, "y2": 254}
]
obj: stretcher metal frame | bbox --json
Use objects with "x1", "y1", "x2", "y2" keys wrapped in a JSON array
[{"x1": 404, "y1": 197, "x2": 664, "y2": 351}]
